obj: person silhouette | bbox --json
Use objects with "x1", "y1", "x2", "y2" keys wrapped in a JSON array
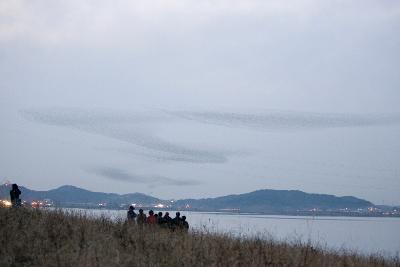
[
  {"x1": 136, "y1": 209, "x2": 147, "y2": 225},
  {"x1": 163, "y1": 212, "x2": 172, "y2": 228},
  {"x1": 157, "y1": 212, "x2": 164, "y2": 225},
  {"x1": 171, "y1": 212, "x2": 182, "y2": 231},
  {"x1": 127, "y1": 206, "x2": 137, "y2": 222},
  {"x1": 181, "y1": 216, "x2": 189, "y2": 232},
  {"x1": 172, "y1": 212, "x2": 181, "y2": 224},
  {"x1": 10, "y1": 184, "x2": 21, "y2": 207},
  {"x1": 147, "y1": 210, "x2": 157, "y2": 225}
]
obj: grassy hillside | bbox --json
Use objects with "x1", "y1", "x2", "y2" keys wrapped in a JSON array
[{"x1": 0, "y1": 207, "x2": 397, "y2": 267}]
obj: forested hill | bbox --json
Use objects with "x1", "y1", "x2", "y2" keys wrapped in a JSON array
[{"x1": 172, "y1": 189, "x2": 373, "y2": 212}]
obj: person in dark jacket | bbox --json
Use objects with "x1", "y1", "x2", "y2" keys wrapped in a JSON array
[
  {"x1": 163, "y1": 212, "x2": 172, "y2": 222},
  {"x1": 10, "y1": 184, "x2": 21, "y2": 207},
  {"x1": 163, "y1": 212, "x2": 172, "y2": 228},
  {"x1": 127, "y1": 206, "x2": 137, "y2": 222},
  {"x1": 136, "y1": 209, "x2": 147, "y2": 225},
  {"x1": 181, "y1": 216, "x2": 189, "y2": 232},
  {"x1": 171, "y1": 212, "x2": 182, "y2": 231},
  {"x1": 157, "y1": 212, "x2": 164, "y2": 225},
  {"x1": 172, "y1": 212, "x2": 181, "y2": 225}
]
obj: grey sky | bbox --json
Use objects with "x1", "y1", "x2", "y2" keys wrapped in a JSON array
[{"x1": 0, "y1": 1, "x2": 399, "y2": 204}]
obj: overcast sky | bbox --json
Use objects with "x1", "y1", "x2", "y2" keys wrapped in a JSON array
[{"x1": 1, "y1": 0, "x2": 399, "y2": 205}]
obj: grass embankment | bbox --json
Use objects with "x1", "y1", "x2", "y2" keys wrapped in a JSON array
[{"x1": 0, "y1": 207, "x2": 398, "y2": 267}]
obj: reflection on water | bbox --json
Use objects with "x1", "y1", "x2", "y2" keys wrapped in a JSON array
[{"x1": 61, "y1": 208, "x2": 400, "y2": 257}]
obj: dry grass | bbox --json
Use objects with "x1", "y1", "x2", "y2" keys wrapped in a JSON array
[{"x1": 0, "y1": 207, "x2": 398, "y2": 267}]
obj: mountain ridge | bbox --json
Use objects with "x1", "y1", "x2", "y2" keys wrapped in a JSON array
[
  {"x1": 173, "y1": 189, "x2": 373, "y2": 212},
  {"x1": 0, "y1": 183, "x2": 375, "y2": 213}
]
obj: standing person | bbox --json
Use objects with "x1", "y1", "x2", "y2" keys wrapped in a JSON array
[
  {"x1": 181, "y1": 216, "x2": 189, "y2": 232},
  {"x1": 163, "y1": 212, "x2": 172, "y2": 228},
  {"x1": 163, "y1": 212, "x2": 172, "y2": 222},
  {"x1": 127, "y1": 206, "x2": 137, "y2": 222},
  {"x1": 157, "y1": 212, "x2": 164, "y2": 225},
  {"x1": 136, "y1": 209, "x2": 147, "y2": 225},
  {"x1": 10, "y1": 184, "x2": 21, "y2": 207},
  {"x1": 171, "y1": 212, "x2": 182, "y2": 231},
  {"x1": 172, "y1": 212, "x2": 181, "y2": 225},
  {"x1": 146, "y1": 210, "x2": 157, "y2": 225}
]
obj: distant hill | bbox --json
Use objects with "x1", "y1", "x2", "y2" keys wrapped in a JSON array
[
  {"x1": 172, "y1": 189, "x2": 373, "y2": 213},
  {"x1": 0, "y1": 184, "x2": 373, "y2": 212},
  {"x1": 0, "y1": 184, "x2": 162, "y2": 208}
]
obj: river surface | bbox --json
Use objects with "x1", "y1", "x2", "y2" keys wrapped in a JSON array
[{"x1": 62, "y1": 208, "x2": 400, "y2": 257}]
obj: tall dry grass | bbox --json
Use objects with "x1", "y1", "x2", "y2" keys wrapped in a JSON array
[{"x1": 0, "y1": 207, "x2": 398, "y2": 267}]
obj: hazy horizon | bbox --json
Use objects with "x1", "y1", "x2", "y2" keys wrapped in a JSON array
[{"x1": 1, "y1": 1, "x2": 399, "y2": 205}]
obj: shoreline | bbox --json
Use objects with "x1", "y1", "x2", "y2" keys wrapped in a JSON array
[{"x1": 50, "y1": 206, "x2": 400, "y2": 218}]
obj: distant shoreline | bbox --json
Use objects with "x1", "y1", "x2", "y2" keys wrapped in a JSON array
[{"x1": 54, "y1": 206, "x2": 400, "y2": 218}]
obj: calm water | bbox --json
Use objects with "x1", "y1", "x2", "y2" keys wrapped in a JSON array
[{"x1": 63, "y1": 208, "x2": 400, "y2": 257}]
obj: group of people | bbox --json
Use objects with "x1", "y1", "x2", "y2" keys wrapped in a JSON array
[{"x1": 127, "y1": 206, "x2": 189, "y2": 232}]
